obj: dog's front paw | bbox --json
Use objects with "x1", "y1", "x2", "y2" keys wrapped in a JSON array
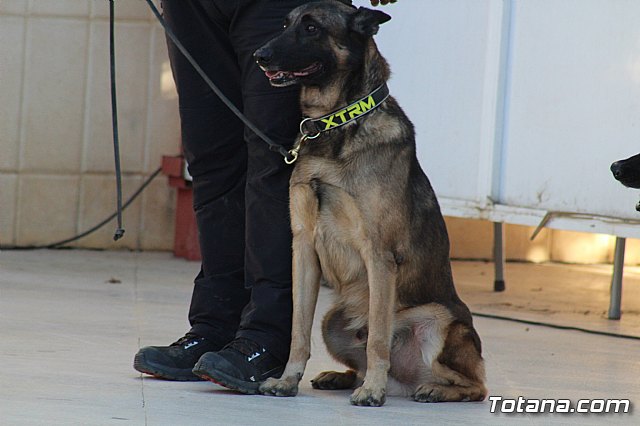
[
  {"x1": 350, "y1": 385, "x2": 386, "y2": 407},
  {"x1": 259, "y1": 376, "x2": 299, "y2": 397}
]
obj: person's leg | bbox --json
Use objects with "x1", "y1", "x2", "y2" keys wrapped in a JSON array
[
  {"x1": 192, "y1": 0, "x2": 309, "y2": 393},
  {"x1": 134, "y1": 0, "x2": 249, "y2": 380}
]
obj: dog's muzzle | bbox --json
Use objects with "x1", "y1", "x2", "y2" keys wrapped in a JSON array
[
  {"x1": 611, "y1": 161, "x2": 624, "y2": 181},
  {"x1": 254, "y1": 47, "x2": 273, "y2": 67}
]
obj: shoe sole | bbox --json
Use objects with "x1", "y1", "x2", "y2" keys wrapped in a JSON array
[
  {"x1": 134, "y1": 352, "x2": 203, "y2": 382},
  {"x1": 192, "y1": 359, "x2": 262, "y2": 395}
]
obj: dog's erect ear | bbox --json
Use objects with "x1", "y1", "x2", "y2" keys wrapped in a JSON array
[{"x1": 350, "y1": 7, "x2": 391, "y2": 37}]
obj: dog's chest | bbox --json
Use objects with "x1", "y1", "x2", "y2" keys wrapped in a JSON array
[{"x1": 293, "y1": 167, "x2": 368, "y2": 287}]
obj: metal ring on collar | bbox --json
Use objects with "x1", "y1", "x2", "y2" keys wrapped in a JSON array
[{"x1": 299, "y1": 118, "x2": 321, "y2": 139}]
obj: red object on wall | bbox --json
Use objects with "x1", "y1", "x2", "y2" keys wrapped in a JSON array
[{"x1": 161, "y1": 155, "x2": 201, "y2": 261}]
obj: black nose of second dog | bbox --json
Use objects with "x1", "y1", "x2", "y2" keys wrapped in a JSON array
[
  {"x1": 254, "y1": 47, "x2": 273, "y2": 66},
  {"x1": 611, "y1": 161, "x2": 623, "y2": 179}
]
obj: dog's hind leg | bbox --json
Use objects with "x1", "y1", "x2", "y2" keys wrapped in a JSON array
[
  {"x1": 311, "y1": 306, "x2": 366, "y2": 390},
  {"x1": 312, "y1": 370, "x2": 359, "y2": 390},
  {"x1": 260, "y1": 183, "x2": 322, "y2": 397},
  {"x1": 413, "y1": 320, "x2": 487, "y2": 403}
]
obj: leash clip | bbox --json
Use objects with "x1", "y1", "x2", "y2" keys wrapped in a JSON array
[
  {"x1": 284, "y1": 148, "x2": 299, "y2": 165},
  {"x1": 284, "y1": 133, "x2": 312, "y2": 165}
]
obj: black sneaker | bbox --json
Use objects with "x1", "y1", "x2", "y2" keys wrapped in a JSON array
[
  {"x1": 133, "y1": 333, "x2": 223, "y2": 381},
  {"x1": 192, "y1": 338, "x2": 285, "y2": 394}
]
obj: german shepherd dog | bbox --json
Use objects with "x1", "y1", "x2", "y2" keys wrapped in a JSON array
[
  {"x1": 611, "y1": 153, "x2": 640, "y2": 211},
  {"x1": 254, "y1": 1, "x2": 487, "y2": 406}
]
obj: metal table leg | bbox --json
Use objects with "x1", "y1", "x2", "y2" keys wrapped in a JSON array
[
  {"x1": 608, "y1": 237, "x2": 626, "y2": 320},
  {"x1": 493, "y1": 222, "x2": 506, "y2": 292}
]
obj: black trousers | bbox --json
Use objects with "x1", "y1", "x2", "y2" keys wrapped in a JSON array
[{"x1": 162, "y1": 0, "x2": 309, "y2": 362}]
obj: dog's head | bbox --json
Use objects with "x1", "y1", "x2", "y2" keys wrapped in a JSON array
[
  {"x1": 611, "y1": 153, "x2": 640, "y2": 189},
  {"x1": 254, "y1": 1, "x2": 390, "y2": 88}
]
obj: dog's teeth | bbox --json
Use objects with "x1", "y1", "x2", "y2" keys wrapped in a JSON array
[{"x1": 265, "y1": 70, "x2": 281, "y2": 79}]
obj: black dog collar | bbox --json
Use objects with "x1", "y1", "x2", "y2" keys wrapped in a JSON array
[
  {"x1": 299, "y1": 83, "x2": 390, "y2": 138},
  {"x1": 284, "y1": 83, "x2": 390, "y2": 164}
]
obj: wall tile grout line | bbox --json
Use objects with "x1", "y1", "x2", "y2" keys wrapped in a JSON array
[
  {"x1": 13, "y1": 7, "x2": 31, "y2": 245},
  {"x1": 138, "y1": 23, "x2": 158, "y2": 250},
  {"x1": 0, "y1": 13, "x2": 153, "y2": 24},
  {"x1": 142, "y1": 23, "x2": 156, "y2": 176},
  {"x1": 0, "y1": 170, "x2": 148, "y2": 177},
  {"x1": 77, "y1": 9, "x2": 95, "y2": 239},
  {"x1": 71, "y1": 17, "x2": 92, "y2": 245}
]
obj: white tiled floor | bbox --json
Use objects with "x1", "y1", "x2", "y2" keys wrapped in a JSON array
[{"x1": 1, "y1": 250, "x2": 638, "y2": 425}]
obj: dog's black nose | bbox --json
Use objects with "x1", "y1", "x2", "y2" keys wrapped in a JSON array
[
  {"x1": 611, "y1": 161, "x2": 623, "y2": 179},
  {"x1": 254, "y1": 47, "x2": 273, "y2": 66}
]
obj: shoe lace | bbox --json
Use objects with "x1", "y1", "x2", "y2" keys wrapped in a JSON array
[{"x1": 171, "y1": 333, "x2": 201, "y2": 347}]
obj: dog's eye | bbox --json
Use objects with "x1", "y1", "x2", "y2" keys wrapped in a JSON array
[{"x1": 306, "y1": 24, "x2": 317, "y2": 33}]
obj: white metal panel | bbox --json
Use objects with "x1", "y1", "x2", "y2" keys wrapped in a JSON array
[
  {"x1": 353, "y1": 0, "x2": 640, "y2": 238},
  {"x1": 501, "y1": 0, "x2": 640, "y2": 221}
]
